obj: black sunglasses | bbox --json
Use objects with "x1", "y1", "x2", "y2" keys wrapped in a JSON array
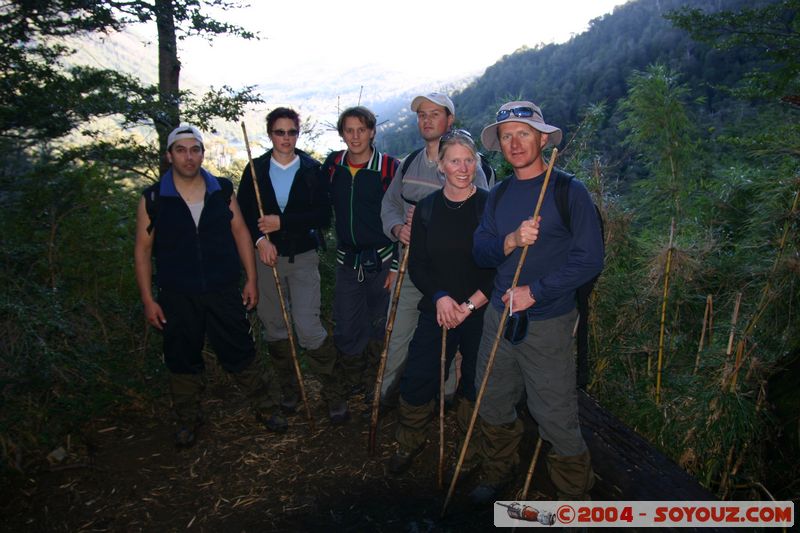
[
  {"x1": 496, "y1": 106, "x2": 541, "y2": 122},
  {"x1": 272, "y1": 129, "x2": 299, "y2": 137}
]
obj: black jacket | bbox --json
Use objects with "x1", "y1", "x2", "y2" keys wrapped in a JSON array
[{"x1": 238, "y1": 149, "x2": 331, "y2": 260}]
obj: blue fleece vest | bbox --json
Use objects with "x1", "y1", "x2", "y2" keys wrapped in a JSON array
[{"x1": 152, "y1": 169, "x2": 241, "y2": 294}]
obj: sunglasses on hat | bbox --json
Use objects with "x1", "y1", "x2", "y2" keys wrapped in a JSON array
[{"x1": 496, "y1": 106, "x2": 542, "y2": 122}]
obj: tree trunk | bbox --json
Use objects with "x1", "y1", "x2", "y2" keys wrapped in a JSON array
[{"x1": 155, "y1": 0, "x2": 181, "y2": 175}]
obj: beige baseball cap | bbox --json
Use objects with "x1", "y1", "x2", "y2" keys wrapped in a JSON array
[{"x1": 410, "y1": 92, "x2": 455, "y2": 115}]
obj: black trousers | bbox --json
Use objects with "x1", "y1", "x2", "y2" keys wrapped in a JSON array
[
  {"x1": 399, "y1": 309, "x2": 484, "y2": 406},
  {"x1": 159, "y1": 287, "x2": 255, "y2": 374}
]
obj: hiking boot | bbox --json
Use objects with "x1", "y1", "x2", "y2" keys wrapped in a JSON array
[
  {"x1": 468, "y1": 482, "x2": 503, "y2": 505},
  {"x1": 174, "y1": 426, "x2": 196, "y2": 448},
  {"x1": 349, "y1": 383, "x2": 366, "y2": 398},
  {"x1": 387, "y1": 443, "x2": 425, "y2": 476},
  {"x1": 445, "y1": 457, "x2": 481, "y2": 483},
  {"x1": 328, "y1": 401, "x2": 350, "y2": 425},
  {"x1": 280, "y1": 392, "x2": 299, "y2": 414},
  {"x1": 257, "y1": 411, "x2": 289, "y2": 433},
  {"x1": 173, "y1": 412, "x2": 205, "y2": 448}
]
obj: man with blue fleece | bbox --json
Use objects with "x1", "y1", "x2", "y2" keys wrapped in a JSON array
[
  {"x1": 469, "y1": 101, "x2": 603, "y2": 503},
  {"x1": 135, "y1": 125, "x2": 284, "y2": 447}
]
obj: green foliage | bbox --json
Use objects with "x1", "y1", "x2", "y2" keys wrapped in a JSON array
[
  {"x1": 618, "y1": 63, "x2": 699, "y2": 221},
  {"x1": 667, "y1": 0, "x2": 800, "y2": 101},
  {"x1": 0, "y1": 147, "x2": 163, "y2": 475}
]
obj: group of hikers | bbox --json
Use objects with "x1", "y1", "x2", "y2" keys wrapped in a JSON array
[{"x1": 134, "y1": 92, "x2": 604, "y2": 504}]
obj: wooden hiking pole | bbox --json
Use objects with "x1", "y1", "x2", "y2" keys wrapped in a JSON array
[
  {"x1": 368, "y1": 244, "x2": 410, "y2": 455},
  {"x1": 438, "y1": 325, "x2": 447, "y2": 489},
  {"x1": 442, "y1": 148, "x2": 558, "y2": 515},
  {"x1": 241, "y1": 122, "x2": 314, "y2": 431},
  {"x1": 519, "y1": 437, "x2": 543, "y2": 500}
]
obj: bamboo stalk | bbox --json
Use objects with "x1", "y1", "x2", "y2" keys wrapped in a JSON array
[
  {"x1": 707, "y1": 294, "x2": 714, "y2": 345},
  {"x1": 655, "y1": 218, "x2": 675, "y2": 405},
  {"x1": 241, "y1": 122, "x2": 314, "y2": 431},
  {"x1": 693, "y1": 294, "x2": 712, "y2": 375},
  {"x1": 442, "y1": 148, "x2": 558, "y2": 516},
  {"x1": 741, "y1": 188, "x2": 799, "y2": 339},
  {"x1": 730, "y1": 340, "x2": 758, "y2": 392},
  {"x1": 726, "y1": 292, "x2": 742, "y2": 357}
]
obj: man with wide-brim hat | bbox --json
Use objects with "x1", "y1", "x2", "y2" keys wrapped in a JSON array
[{"x1": 469, "y1": 100, "x2": 604, "y2": 503}]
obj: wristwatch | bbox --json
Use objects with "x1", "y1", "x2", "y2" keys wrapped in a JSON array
[{"x1": 465, "y1": 299, "x2": 476, "y2": 312}]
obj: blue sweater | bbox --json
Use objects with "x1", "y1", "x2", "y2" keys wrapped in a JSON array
[{"x1": 472, "y1": 169, "x2": 603, "y2": 320}]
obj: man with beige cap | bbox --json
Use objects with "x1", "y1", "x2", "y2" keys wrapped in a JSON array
[
  {"x1": 469, "y1": 101, "x2": 603, "y2": 503},
  {"x1": 379, "y1": 93, "x2": 493, "y2": 414}
]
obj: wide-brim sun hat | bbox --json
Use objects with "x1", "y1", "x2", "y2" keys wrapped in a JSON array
[{"x1": 480, "y1": 101, "x2": 562, "y2": 151}]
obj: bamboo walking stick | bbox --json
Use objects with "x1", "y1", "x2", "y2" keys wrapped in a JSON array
[
  {"x1": 368, "y1": 243, "x2": 410, "y2": 455},
  {"x1": 519, "y1": 437, "x2": 543, "y2": 501},
  {"x1": 442, "y1": 148, "x2": 558, "y2": 515},
  {"x1": 241, "y1": 122, "x2": 314, "y2": 431},
  {"x1": 438, "y1": 325, "x2": 447, "y2": 489}
]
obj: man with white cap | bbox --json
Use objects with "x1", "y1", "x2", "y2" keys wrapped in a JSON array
[
  {"x1": 468, "y1": 101, "x2": 603, "y2": 503},
  {"x1": 379, "y1": 93, "x2": 493, "y2": 415},
  {"x1": 135, "y1": 125, "x2": 285, "y2": 447}
]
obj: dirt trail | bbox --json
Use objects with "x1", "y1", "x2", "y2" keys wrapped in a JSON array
[{"x1": 2, "y1": 380, "x2": 513, "y2": 532}]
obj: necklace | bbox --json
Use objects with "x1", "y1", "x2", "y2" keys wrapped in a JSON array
[{"x1": 442, "y1": 185, "x2": 476, "y2": 210}]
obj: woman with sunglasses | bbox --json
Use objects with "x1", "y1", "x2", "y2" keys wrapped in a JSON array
[
  {"x1": 237, "y1": 107, "x2": 333, "y2": 428},
  {"x1": 387, "y1": 129, "x2": 497, "y2": 476}
]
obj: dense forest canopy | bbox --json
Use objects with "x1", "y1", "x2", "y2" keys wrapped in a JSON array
[{"x1": 1, "y1": 0, "x2": 798, "y2": 512}]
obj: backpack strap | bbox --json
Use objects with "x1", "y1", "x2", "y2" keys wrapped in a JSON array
[
  {"x1": 553, "y1": 170, "x2": 574, "y2": 230},
  {"x1": 417, "y1": 190, "x2": 436, "y2": 229},
  {"x1": 401, "y1": 148, "x2": 425, "y2": 176},
  {"x1": 216, "y1": 177, "x2": 234, "y2": 204},
  {"x1": 478, "y1": 153, "x2": 496, "y2": 188},
  {"x1": 144, "y1": 184, "x2": 160, "y2": 235}
]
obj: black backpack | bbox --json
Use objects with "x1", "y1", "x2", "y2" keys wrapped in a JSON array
[{"x1": 419, "y1": 170, "x2": 604, "y2": 389}]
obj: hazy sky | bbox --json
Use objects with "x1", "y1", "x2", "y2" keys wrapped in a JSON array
[{"x1": 179, "y1": 0, "x2": 631, "y2": 88}]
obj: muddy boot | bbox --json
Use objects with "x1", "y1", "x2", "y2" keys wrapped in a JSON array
[
  {"x1": 233, "y1": 359, "x2": 287, "y2": 433},
  {"x1": 339, "y1": 351, "x2": 365, "y2": 402},
  {"x1": 469, "y1": 417, "x2": 524, "y2": 504},
  {"x1": 268, "y1": 339, "x2": 299, "y2": 413},
  {"x1": 453, "y1": 397, "x2": 482, "y2": 478},
  {"x1": 361, "y1": 339, "x2": 383, "y2": 400},
  {"x1": 389, "y1": 397, "x2": 434, "y2": 475},
  {"x1": 305, "y1": 337, "x2": 348, "y2": 422},
  {"x1": 547, "y1": 450, "x2": 595, "y2": 500},
  {"x1": 169, "y1": 373, "x2": 205, "y2": 447}
]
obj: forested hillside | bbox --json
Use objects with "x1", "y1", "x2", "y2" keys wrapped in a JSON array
[{"x1": 382, "y1": 0, "x2": 773, "y2": 165}]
